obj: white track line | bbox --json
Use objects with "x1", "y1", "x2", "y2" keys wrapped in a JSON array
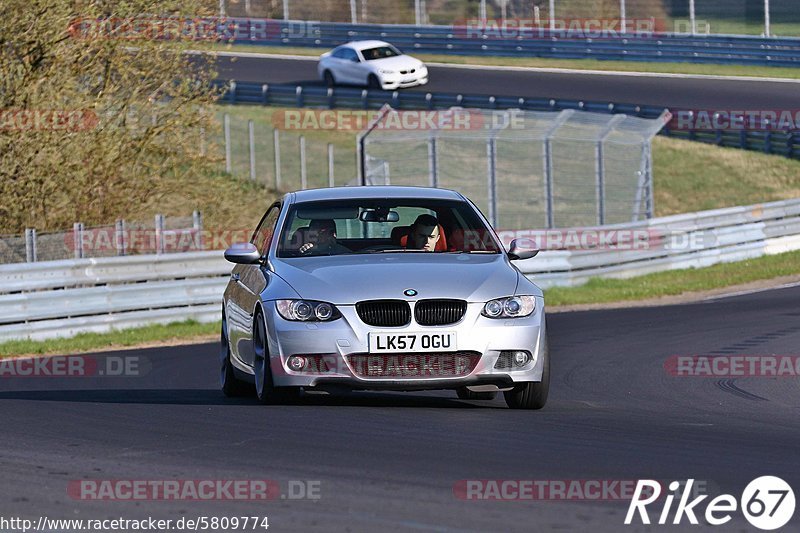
[{"x1": 199, "y1": 49, "x2": 800, "y2": 84}]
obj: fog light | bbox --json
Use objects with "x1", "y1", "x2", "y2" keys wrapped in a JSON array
[
  {"x1": 513, "y1": 351, "x2": 531, "y2": 367},
  {"x1": 288, "y1": 356, "x2": 307, "y2": 371}
]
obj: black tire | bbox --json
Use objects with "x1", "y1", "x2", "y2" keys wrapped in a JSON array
[
  {"x1": 253, "y1": 310, "x2": 300, "y2": 404},
  {"x1": 220, "y1": 312, "x2": 249, "y2": 397},
  {"x1": 456, "y1": 387, "x2": 497, "y2": 401},
  {"x1": 503, "y1": 335, "x2": 550, "y2": 410},
  {"x1": 323, "y1": 70, "x2": 335, "y2": 87},
  {"x1": 367, "y1": 74, "x2": 381, "y2": 89}
]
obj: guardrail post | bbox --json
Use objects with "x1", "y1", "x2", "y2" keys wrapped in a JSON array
[
  {"x1": 229, "y1": 80, "x2": 237, "y2": 104},
  {"x1": 425, "y1": 93, "x2": 433, "y2": 110},
  {"x1": 224, "y1": 113, "x2": 231, "y2": 173},
  {"x1": 25, "y1": 228, "x2": 37, "y2": 263},
  {"x1": 788, "y1": 132, "x2": 795, "y2": 158},
  {"x1": 361, "y1": 90, "x2": 369, "y2": 110},
  {"x1": 262, "y1": 84, "x2": 269, "y2": 105},
  {"x1": 193, "y1": 211, "x2": 203, "y2": 251},
  {"x1": 273, "y1": 129, "x2": 282, "y2": 190},
  {"x1": 115, "y1": 219, "x2": 126, "y2": 256},
  {"x1": 428, "y1": 134, "x2": 438, "y2": 188},
  {"x1": 155, "y1": 214, "x2": 165, "y2": 255},
  {"x1": 299, "y1": 135, "x2": 307, "y2": 189},
  {"x1": 327, "y1": 143, "x2": 335, "y2": 187},
  {"x1": 296, "y1": 86, "x2": 304, "y2": 107},
  {"x1": 248, "y1": 119, "x2": 256, "y2": 181},
  {"x1": 486, "y1": 133, "x2": 498, "y2": 228},
  {"x1": 327, "y1": 87, "x2": 335, "y2": 108},
  {"x1": 73, "y1": 222, "x2": 84, "y2": 259},
  {"x1": 764, "y1": 131, "x2": 772, "y2": 154}
]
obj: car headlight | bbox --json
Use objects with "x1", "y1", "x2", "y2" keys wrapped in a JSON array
[
  {"x1": 379, "y1": 69, "x2": 395, "y2": 74},
  {"x1": 276, "y1": 300, "x2": 341, "y2": 322},
  {"x1": 482, "y1": 296, "x2": 536, "y2": 318}
]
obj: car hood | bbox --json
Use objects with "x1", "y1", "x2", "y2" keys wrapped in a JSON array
[
  {"x1": 366, "y1": 55, "x2": 423, "y2": 71},
  {"x1": 273, "y1": 253, "x2": 518, "y2": 305}
]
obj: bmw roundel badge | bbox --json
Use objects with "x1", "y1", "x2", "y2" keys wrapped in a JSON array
[{"x1": 404, "y1": 289, "x2": 418, "y2": 297}]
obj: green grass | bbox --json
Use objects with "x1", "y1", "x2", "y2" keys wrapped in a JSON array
[
  {"x1": 202, "y1": 42, "x2": 800, "y2": 80},
  {"x1": 544, "y1": 249, "x2": 800, "y2": 306},
  {"x1": 0, "y1": 320, "x2": 218, "y2": 358}
]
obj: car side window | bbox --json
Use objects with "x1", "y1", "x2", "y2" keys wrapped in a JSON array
[
  {"x1": 331, "y1": 47, "x2": 345, "y2": 59},
  {"x1": 342, "y1": 48, "x2": 359, "y2": 62},
  {"x1": 251, "y1": 204, "x2": 281, "y2": 257}
]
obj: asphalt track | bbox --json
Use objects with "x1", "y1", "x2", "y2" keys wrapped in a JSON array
[
  {"x1": 214, "y1": 55, "x2": 800, "y2": 110},
  {"x1": 1, "y1": 285, "x2": 799, "y2": 531}
]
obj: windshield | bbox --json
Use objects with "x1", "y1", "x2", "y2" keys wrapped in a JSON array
[
  {"x1": 360, "y1": 46, "x2": 401, "y2": 61},
  {"x1": 277, "y1": 198, "x2": 501, "y2": 258}
]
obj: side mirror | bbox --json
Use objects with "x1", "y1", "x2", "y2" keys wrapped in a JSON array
[
  {"x1": 507, "y1": 238, "x2": 539, "y2": 261},
  {"x1": 224, "y1": 242, "x2": 261, "y2": 264}
]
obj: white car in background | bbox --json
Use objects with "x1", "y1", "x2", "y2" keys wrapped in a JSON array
[{"x1": 318, "y1": 40, "x2": 429, "y2": 90}]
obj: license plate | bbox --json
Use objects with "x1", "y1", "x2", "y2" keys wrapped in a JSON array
[{"x1": 369, "y1": 332, "x2": 456, "y2": 353}]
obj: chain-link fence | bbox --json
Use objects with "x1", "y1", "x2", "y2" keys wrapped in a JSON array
[
  {"x1": 214, "y1": 107, "x2": 359, "y2": 191},
  {"x1": 360, "y1": 107, "x2": 669, "y2": 230},
  {"x1": 216, "y1": 0, "x2": 800, "y2": 36},
  {"x1": 0, "y1": 215, "x2": 200, "y2": 264}
]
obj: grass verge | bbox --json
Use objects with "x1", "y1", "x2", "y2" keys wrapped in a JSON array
[
  {"x1": 0, "y1": 320, "x2": 218, "y2": 358},
  {"x1": 201, "y1": 42, "x2": 800, "y2": 80},
  {"x1": 544, "y1": 249, "x2": 800, "y2": 306}
]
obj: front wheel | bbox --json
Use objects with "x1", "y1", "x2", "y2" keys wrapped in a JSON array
[
  {"x1": 504, "y1": 335, "x2": 550, "y2": 410},
  {"x1": 367, "y1": 74, "x2": 381, "y2": 90},
  {"x1": 253, "y1": 311, "x2": 300, "y2": 404}
]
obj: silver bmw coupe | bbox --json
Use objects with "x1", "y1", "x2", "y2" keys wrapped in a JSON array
[{"x1": 221, "y1": 186, "x2": 549, "y2": 409}]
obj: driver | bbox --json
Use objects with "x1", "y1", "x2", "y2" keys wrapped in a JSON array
[
  {"x1": 407, "y1": 214, "x2": 441, "y2": 252},
  {"x1": 299, "y1": 219, "x2": 350, "y2": 255}
]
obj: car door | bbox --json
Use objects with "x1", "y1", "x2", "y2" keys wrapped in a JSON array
[
  {"x1": 339, "y1": 47, "x2": 365, "y2": 84},
  {"x1": 228, "y1": 202, "x2": 281, "y2": 367}
]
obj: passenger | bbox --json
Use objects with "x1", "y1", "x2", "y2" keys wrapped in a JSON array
[
  {"x1": 407, "y1": 214, "x2": 441, "y2": 252},
  {"x1": 299, "y1": 219, "x2": 350, "y2": 255}
]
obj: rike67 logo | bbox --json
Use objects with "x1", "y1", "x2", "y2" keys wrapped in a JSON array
[{"x1": 625, "y1": 477, "x2": 795, "y2": 530}]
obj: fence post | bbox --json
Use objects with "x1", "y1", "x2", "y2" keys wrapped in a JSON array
[
  {"x1": 764, "y1": 0, "x2": 770, "y2": 37},
  {"x1": 25, "y1": 228, "x2": 37, "y2": 263},
  {"x1": 350, "y1": 0, "x2": 357, "y2": 23},
  {"x1": 596, "y1": 114, "x2": 626, "y2": 226},
  {"x1": 115, "y1": 219, "x2": 126, "y2": 256},
  {"x1": 273, "y1": 128, "x2": 282, "y2": 190},
  {"x1": 646, "y1": 143, "x2": 654, "y2": 219},
  {"x1": 427, "y1": 134, "x2": 438, "y2": 188},
  {"x1": 486, "y1": 133, "x2": 498, "y2": 228},
  {"x1": 541, "y1": 110, "x2": 574, "y2": 229},
  {"x1": 327, "y1": 143, "x2": 335, "y2": 187},
  {"x1": 155, "y1": 214, "x2": 165, "y2": 255},
  {"x1": 690, "y1": 0, "x2": 696, "y2": 34},
  {"x1": 72, "y1": 222, "x2": 84, "y2": 259},
  {"x1": 549, "y1": 0, "x2": 555, "y2": 32},
  {"x1": 219, "y1": 0, "x2": 225, "y2": 17},
  {"x1": 193, "y1": 211, "x2": 204, "y2": 251},
  {"x1": 224, "y1": 113, "x2": 231, "y2": 173},
  {"x1": 248, "y1": 119, "x2": 256, "y2": 181},
  {"x1": 283, "y1": 0, "x2": 289, "y2": 20},
  {"x1": 619, "y1": 0, "x2": 626, "y2": 34},
  {"x1": 300, "y1": 135, "x2": 307, "y2": 190}
]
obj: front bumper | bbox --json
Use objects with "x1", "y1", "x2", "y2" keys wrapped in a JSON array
[
  {"x1": 379, "y1": 72, "x2": 429, "y2": 90},
  {"x1": 262, "y1": 299, "x2": 546, "y2": 391}
]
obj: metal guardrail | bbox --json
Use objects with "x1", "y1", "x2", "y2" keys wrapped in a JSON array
[
  {"x1": 229, "y1": 19, "x2": 800, "y2": 67},
  {"x1": 215, "y1": 81, "x2": 800, "y2": 160},
  {"x1": 2, "y1": 198, "x2": 800, "y2": 341}
]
